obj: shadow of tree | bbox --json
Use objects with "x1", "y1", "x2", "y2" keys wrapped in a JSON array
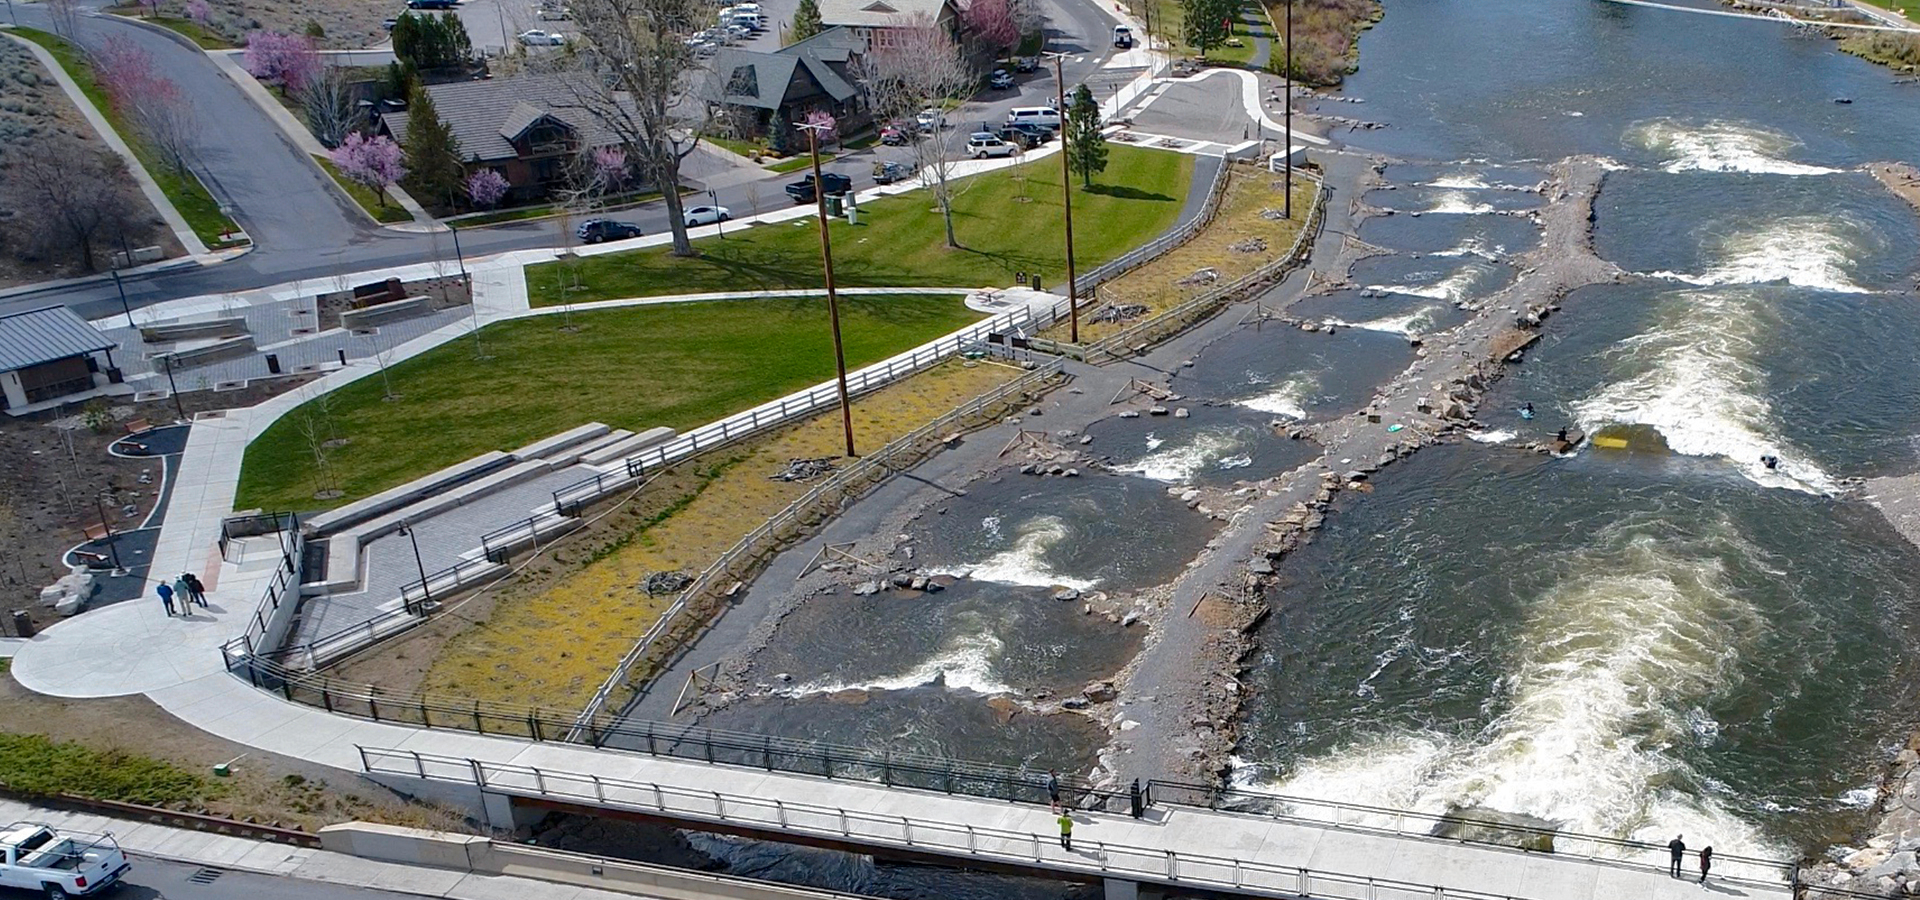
[{"x1": 1083, "y1": 184, "x2": 1176, "y2": 202}]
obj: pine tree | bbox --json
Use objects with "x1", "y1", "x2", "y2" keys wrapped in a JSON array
[
  {"x1": 1182, "y1": 0, "x2": 1239, "y2": 57},
  {"x1": 401, "y1": 80, "x2": 463, "y2": 208},
  {"x1": 1064, "y1": 84, "x2": 1107, "y2": 188},
  {"x1": 792, "y1": 0, "x2": 823, "y2": 42}
]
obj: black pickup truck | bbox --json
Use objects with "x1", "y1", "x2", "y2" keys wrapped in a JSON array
[{"x1": 786, "y1": 172, "x2": 852, "y2": 203}]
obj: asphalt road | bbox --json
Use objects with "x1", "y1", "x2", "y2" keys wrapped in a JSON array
[
  {"x1": 0, "y1": 856, "x2": 435, "y2": 900},
  {"x1": 2, "y1": 0, "x2": 1130, "y2": 320}
]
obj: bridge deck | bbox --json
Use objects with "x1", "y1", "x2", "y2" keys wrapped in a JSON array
[{"x1": 364, "y1": 742, "x2": 1794, "y2": 900}]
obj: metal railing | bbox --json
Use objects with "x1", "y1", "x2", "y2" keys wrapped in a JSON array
[
  {"x1": 259, "y1": 600, "x2": 433, "y2": 671},
  {"x1": 397, "y1": 554, "x2": 505, "y2": 608},
  {"x1": 216, "y1": 514, "x2": 303, "y2": 669},
  {"x1": 218, "y1": 511, "x2": 295, "y2": 562},
  {"x1": 567, "y1": 361, "x2": 1068, "y2": 735},
  {"x1": 1084, "y1": 168, "x2": 1328, "y2": 364},
  {"x1": 359, "y1": 748, "x2": 1630, "y2": 900},
  {"x1": 1146, "y1": 780, "x2": 1795, "y2": 889}
]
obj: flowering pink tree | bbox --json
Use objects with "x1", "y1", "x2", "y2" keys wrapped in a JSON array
[
  {"x1": 94, "y1": 36, "x2": 193, "y2": 174},
  {"x1": 185, "y1": 0, "x2": 211, "y2": 23},
  {"x1": 465, "y1": 168, "x2": 509, "y2": 209},
  {"x1": 802, "y1": 108, "x2": 837, "y2": 149},
  {"x1": 329, "y1": 133, "x2": 406, "y2": 206},
  {"x1": 243, "y1": 31, "x2": 322, "y2": 94},
  {"x1": 962, "y1": 0, "x2": 1019, "y2": 53},
  {"x1": 589, "y1": 146, "x2": 627, "y2": 193}
]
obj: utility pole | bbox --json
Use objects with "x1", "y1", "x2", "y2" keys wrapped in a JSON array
[
  {"x1": 160, "y1": 355, "x2": 186, "y2": 421},
  {"x1": 798, "y1": 123, "x2": 857, "y2": 458},
  {"x1": 1049, "y1": 52, "x2": 1080, "y2": 343},
  {"x1": 1284, "y1": 0, "x2": 1293, "y2": 219}
]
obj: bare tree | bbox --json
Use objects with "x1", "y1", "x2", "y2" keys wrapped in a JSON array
[
  {"x1": 46, "y1": 0, "x2": 80, "y2": 38},
  {"x1": 296, "y1": 410, "x2": 341, "y2": 499},
  {"x1": 300, "y1": 65, "x2": 358, "y2": 148},
  {"x1": 858, "y1": 17, "x2": 978, "y2": 248},
  {"x1": 0, "y1": 135, "x2": 141, "y2": 271},
  {"x1": 559, "y1": 0, "x2": 709, "y2": 256}
]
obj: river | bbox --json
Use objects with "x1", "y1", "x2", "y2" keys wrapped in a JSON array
[{"x1": 1232, "y1": 0, "x2": 1920, "y2": 861}]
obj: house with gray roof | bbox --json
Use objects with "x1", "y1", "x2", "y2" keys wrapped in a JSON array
[
  {"x1": 700, "y1": 27, "x2": 872, "y2": 149},
  {"x1": 816, "y1": 0, "x2": 959, "y2": 47},
  {"x1": 0, "y1": 306, "x2": 121, "y2": 412},
  {"x1": 379, "y1": 74, "x2": 633, "y2": 201}
]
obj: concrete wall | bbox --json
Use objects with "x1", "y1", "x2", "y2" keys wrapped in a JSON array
[{"x1": 318, "y1": 820, "x2": 879, "y2": 900}]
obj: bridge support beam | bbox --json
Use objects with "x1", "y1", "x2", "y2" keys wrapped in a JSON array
[
  {"x1": 481, "y1": 791, "x2": 547, "y2": 832},
  {"x1": 1104, "y1": 877, "x2": 1140, "y2": 900}
]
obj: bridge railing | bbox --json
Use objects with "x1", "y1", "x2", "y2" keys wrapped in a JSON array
[
  {"x1": 358, "y1": 747, "x2": 1597, "y2": 900},
  {"x1": 1146, "y1": 780, "x2": 1795, "y2": 889}
]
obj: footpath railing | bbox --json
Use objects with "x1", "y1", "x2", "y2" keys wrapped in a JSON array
[
  {"x1": 1084, "y1": 168, "x2": 1328, "y2": 364},
  {"x1": 216, "y1": 513, "x2": 302, "y2": 667},
  {"x1": 359, "y1": 748, "x2": 1635, "y2": 900},
  {"x1": 1146, "y1": 780, "x2": 1795, "y2": 889},
  {"x1": 565, "y1": 361, "x2": 1068, "y2": 736}
]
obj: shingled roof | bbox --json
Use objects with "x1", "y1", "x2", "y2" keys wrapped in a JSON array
[
  {"x1": 381, "y1": 74, "x2": 627, "y2": 163},
  {"x1": 699, "y1": 27, "x2": 863, "y2": 112},
  {"x1": 816, "y1": 0, "x2": 951, "y2": 28}
]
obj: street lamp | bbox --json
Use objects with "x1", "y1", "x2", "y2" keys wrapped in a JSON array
[
  {"x1": 1046, "y1": 52, "x2": 1080, "y2": 343},
  {"x1": 1283, "y1": 0, "x2": 1294, "y2": 218},
  {"x1": 396, "y1": 521, "x2": 431, "y2": 614},
  {"x1": 709, "y1": 188, "x2": 725, "y2": 239},
  {"x1": 159, "y1": 354, "x2": 186, "y2": 422},
  {"x1": 797, "y1": 121, "x2": 857, "y2": 458},
  {"x1": 91, "y1": 492, "x2": 125, "y2": 576}
]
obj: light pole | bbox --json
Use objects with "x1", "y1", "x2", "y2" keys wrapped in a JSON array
[
  {"x1": 709, "y1": 188, "x2": 725, "y2": 239},
  {"x1": 1048, "y1": 52, "x2": 1080, "y2": 343},
  {"x1": 448, "y1": 223, "x2": 469, "y2": 280},
  {"x1": 798, "y1": 122, "x2": 857, "y2": 458},
  {"x1": 160, "y1": 355, "x2": 186, "y2": 422},
  {"x1": 92, "y1": 492, "x2": 124, "y2": 576},
  {"x1": 1283, "y1": 0, "x2": 1293, "y2": 219},
  {"x1": 397, "y1": 521, "x2": 431, "y2": 613}
]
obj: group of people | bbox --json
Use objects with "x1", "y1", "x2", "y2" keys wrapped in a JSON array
[
  {"x1": 1669, "y1": 834, "x2": 1714, "y2": 883},
  {"x1": 155, "y1": 573, "x2": 208, "y2": 616}
]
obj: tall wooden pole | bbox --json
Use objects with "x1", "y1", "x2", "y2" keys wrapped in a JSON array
[
  {"x1": 1054, "y1": 53, "x2": 1079, "y2": 343},
  {"x1": 803, "y1": 125, "x2": 857, "y2": 457},
  {"x1": 1284, "y1": 0, "x2": 1293, "y2": 219}
]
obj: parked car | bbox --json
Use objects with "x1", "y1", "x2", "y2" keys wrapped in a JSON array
[
  {"x1": 1113, "y1": 24, "x2": 1133, "y2": 48},
  {"x1": 0, "y1": 822, "x2": 131, "y2": 900},
  {"x1": 383, "y1": 16, "x2": 399, "y2": 29},
  {"x1": 916, "y1": 107, "x2": 945, "y2": 132},
  {"x1": 576, "y1": 219, "x2": 642, "y2": 243},
  {"x1": 879, "y1": 125, "x2": 908, "y2": 145},
  {"x1": 1002, "y1": 121, "x2": 1055, "y2": 145},
  {"x1": 872, "y1": 159, "x2": 916, "y2": 184},
  {"x1": 988, "y1": 69, "x2": 1014, "y2": 90},
  {"x1": 684, "y1": 205, "x2": 732, "y2": 227},
  {"x1": 786, "y1": 172, "x2": 853, "y2": 203},
  {"x1": 997, "y1": 125, "x2": 1042, "y2": 148},
  {"x1": 518, "y1": 29, "x2": 567, "y2": 45},
  {"x1": 967, "y1": 132, "x2": 1017, "y2": 159},
  {"x1": 406, "y1": 0, "x2": 455, "y2": 8},
  {"x1": 1014, "y1": 55, "x2": 1038, "y2": 72}
]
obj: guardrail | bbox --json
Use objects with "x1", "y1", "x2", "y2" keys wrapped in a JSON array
[
  {"x1": 397, "y1": 554, "x2": 505, "y2": 608},
  {"x1": 1145, "y1": 780, "x2": 1794, "y2": 889},
  {"x1": 1084, "y1": 167, "x2": 1328, "y2": 364},
  {"x1": 566, "y1": 361, "x2": 1068, "y2": 737},
  {"x1": 359, "y1": 748, "x2": 1625, "y2": 900}
]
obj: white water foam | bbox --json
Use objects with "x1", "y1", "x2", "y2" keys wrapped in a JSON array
[
  {"x1": 1426, "y1": 174, "x2": 1491, "y2": 189},
  {"x1": 1116, "y1": 428, "x2": 1251, "y2": 483},
  {"x1": 1469, "y1": 429, "x2": 1518, "y2": 444},
  {"x1": 1627, "y1": 119, "x2": 1841, "y2": 176},
  {"x1": 1366, "y1": 266, "x2": 1486, "y2": 303},
  {"x1": 1426, "y1": 190, "x2": 1497, "y2": 214},
  {"x1": 1239, "y1": 522, "x2": 1787, "y2": 859},
  {"x1": 1643, "y1": 216, "x2": 1870, "y2": 294},
  {"x1": 1570, "y1": 288, "x2": 1834, "y2": 494},
  {"x1": 783, "y1": 628, "x2": 1013, "y2": 698},
  {"x1": 1430, "y1": 237, "x2": 1500, "y2": 260},
  {"x1": 932, "y1": 514, "x2": 1098, "y2": 591},
  {"x1": 1239, "y1": 375, "x2": 1316, "y2": 419},
  {"x1": 1325, "y1": 307, "x2": 1441, "y2": 337}
]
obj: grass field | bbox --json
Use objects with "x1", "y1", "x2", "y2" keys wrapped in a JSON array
[
  {"x1": 315, "y1": 157, "x2": 412, "y2": 224},
  {"x1": 0, "y1": 733, "x2": 220, "y2": 807},
  {"x1": 13, "y1": 28, "x2": 246, "y2": 249},
  {"x1": 1861, "y1": 0, "x2": 1920, "y2": 19},
  {"x1": 235, "y1": 294, "x2": 981, "y2": 511},
  {"x1": 526, "y1": 145, "x2": 1194, "y2": 306}
]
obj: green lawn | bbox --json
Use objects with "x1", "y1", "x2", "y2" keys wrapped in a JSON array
[
  {"x1": 13, "y1": 28, "x2": 245, "y2": 248},
  {"x1": 315, "y1": 157, "x2": 413, "y2": 224},
  {"x1": 1861, "y1": 0, "x2": 1920, "y2": 18},
  {"x1": 144, "y1": 15, "x2": 237, "y2": 48},
  {"x1": 447, "y1": 189, "x2": 673, "y2": 228},
  {"x1": 705, "y1": 134, "x2": 767, "y2": 158},
  {"x1": 0, "y1": 733, "x2": 220, "y2": 807},
  {"x1": 766, "y1": 156, "x2": 815, "y2": 173},
  {"x1": 528, "y1": 145, "x2": 1194, "y2": 307},
  {"x1": 236, "y1": 294, "x2": 982, "y2": 511}
]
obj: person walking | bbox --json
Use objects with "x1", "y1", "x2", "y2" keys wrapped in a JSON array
[
  {"x1": 1056, "y1": 812, "x2": 1073, "y2": 851},
  {"x1": 1699, "y1": 846, "x2": 1713, "y2": 884},
  {"x1": 173, "y1": 576, "x2": 194, "y2": 612},
  {"x1": 156, "y1": 581, "x2": 176, "y2": 617},
  {"x1": 183, "y1": 573, "x2": 208, "y2": 606},
  {"x1": 1669, "y1": 834, "x2": 1686, "y2": 878},
  {"x1": 1047, "y1": 769, "x2": 1061, "y2": 814}
]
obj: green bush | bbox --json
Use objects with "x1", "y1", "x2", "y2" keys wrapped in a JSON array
[{"x1": 0, "y1": 734, "x2": 220, "y2": 807}]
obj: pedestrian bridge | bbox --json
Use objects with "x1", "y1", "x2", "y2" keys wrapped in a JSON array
[{"x1": 360, "y1": 747, "x2": 1799, "y2": 900}]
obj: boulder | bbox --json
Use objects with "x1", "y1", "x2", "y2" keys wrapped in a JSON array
[
  {"x1": 1052, "y1": 587, "x2": 1082, "y2": 602},
  {"x1": 1083, "y1": 680, "x2": 1118, "y2": 703}
]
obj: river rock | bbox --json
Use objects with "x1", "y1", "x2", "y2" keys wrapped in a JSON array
[
  {"x1": 1120, "y1": 410, "x2": 1140, "y2": 419},
  {"x1": 1149, "y1": 406, "x2": 1170, "y2": 416},
  {"x1": 1083, "y1": 680, "x2": 1119, "y2": 703},
  {"x1": 986, "y1": 696, "x2": 1019, "y2": 725},
  {"x1": 1865, "y1": 850, "x2": 1915, "y2": 880},
  {"x1": 1121, "y1": 612, "x2": 1140, "y2": 627},
  {"x1": 1053, "y1": 587, "x2": 1082, "y2": 602},
  {"x1": 1061, "y1": 697, "x2": 1090, "y2": 710}
]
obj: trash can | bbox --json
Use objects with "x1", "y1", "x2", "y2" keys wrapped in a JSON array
[
  {"x1": 826, "y1": 193, "x2": 844, "y2": 217},
  {"x1": 11, "y1": 610, "x2": 33, "y2": 639},
  {"x1": 265, "y1": 353, "x2": 281, "y2": 375}
]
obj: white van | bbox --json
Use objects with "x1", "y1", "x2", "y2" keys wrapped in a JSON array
[{"x1": 1005, "y1": 106, "x2": 1061, "y2": 130}]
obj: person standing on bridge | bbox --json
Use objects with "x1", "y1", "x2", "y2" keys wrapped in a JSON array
[
  {"x1": 1699, "y1": 846, "x2": 1713, "y2": 884},
  {"x1": 1047, "y1": 770, "x2": 1061, "y2": 813},
  {"x1": 1669, "y1": 834, "x2": 1686, "y2": 878},
  {"x1": 1057, "y1": 812, "x2": 1073, "y2": 851}
]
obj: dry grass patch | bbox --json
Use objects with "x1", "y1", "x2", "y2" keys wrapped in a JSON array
[
  {"x1": 413, "y1": 359, "x2": 1022, "y2": 710},
  {"x1": 1072, "y1": 162, "x2": 1316, "y2": 344}
]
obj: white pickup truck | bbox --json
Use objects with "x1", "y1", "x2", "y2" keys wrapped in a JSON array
[{"x1": 0, "y1": 823, "x2": 130, "y2": 899}]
